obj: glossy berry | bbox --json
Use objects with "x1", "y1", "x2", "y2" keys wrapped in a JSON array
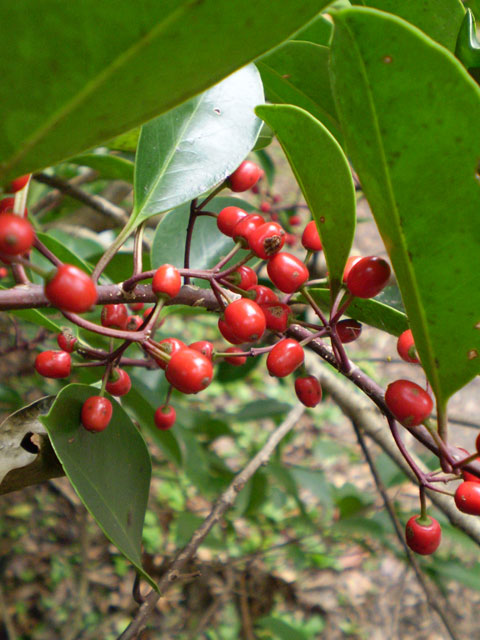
[
  {"x1": 385, "y1": 379, "x2": 433, "y2": 427},
  {"x1": 165, "y1": 348, "x2": 213, "y2": 394},
  {"x1": 8, "y1": 174, "x2": 30, "y2": 193},
  {"x1": 223, "y1": 298, "x2": 266, "y2": 343},
  {"x1": 267, "y1": 339, "x2": 304, "y2": 378},
  {"x1": 190, "y1": 340, "x2": 214, "y2": 360},
  {"x1": 248, "y1": 222, "x2": 285, "y2": 259},
  {"x1": 218, "y1": 318, "x2": 245, "y2": 345},
  {"x1": 154, "y1": 337, "x2": 186, "y2": 369},
  {"x1": 45, "y1": 264, "x2": 97, "y2": 313},
  {"x1": 228, "y1": 161, "x2": 262, "y2": 192},
  {"x1": 342, "y1": 256, "x2": 362, "y2": 283},
  {"x1": 152, "y1": 263, "x2": 181, "y2": 299},
  {"x1": 154, "y1": 405, "x2": 176, "y2": 430},
  {"x1": 233, "y1": 213, "x2": 264, "y2": 245},
  {"x1": 301, "y1": 221, "x2": 322, "y2": 252},
  {"x1": 0, "y1": 213, "x2": 35, "y2": 256},
  {"x1": 261, "y1": 302, "x2": 292, "y2": 332},
  {"x1": 105, "y1": 368, "x2": 132, "y2": 397},
  {"x1": 57, "y1": 330, "x2": 77, "y2": 353},
  {"x1": 129, "y1": 302, "x2": 144, "y2": 312},
  {"x1": 267, "y1": 252, "x2": 309, "y2": 293},
  {"x1": 397, "y1": 329, "x2": 419, "y2": 364},
  {"x1": 126, "y1": 315, "x2": 143, "y2": 331},
  {"x1": 247, "y1": 284, "x2": 278, "y2": 305},
  {"x1": 336, "y1": 319, "x2": 362, "y2": 344},
  {"x1": 455, "y1": 448, "x2": 480, "y2": 483},
  {"x1": 35, "y1": 350, "x2": 71, "y2": 379},
  {"x1": 81, "y1": 396, "x2": 113, "y2": 432},
  {"x1": 224, "y1": 347, "x2": 247, "y2": 366},
  {"x1": 346, "y1": 256, "x2": 391, "y2": 299},
  {"x1": 217, "y1": 206, "x2": 248, "y2": 237},
  {"x1": 405, "y1": 515, "x2": 441, "y2": 555},
  {"x1": 226, "y1": 265, "x2": 258, "y2": 290},
  {"x1": 454, "y1": 481, "x2": 480, "y2": 515},
  {"x1": 101, "y1": 303, "x2": 128, "y2": 330},
  {"x1": 295, "y1": 376, "x2": 322, "y2": 407}
]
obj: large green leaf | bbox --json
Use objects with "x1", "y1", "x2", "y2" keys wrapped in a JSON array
[
  {"x1": 258, "y1": 42, "x2": 342, "y2": 141},
  {"x1": 255, "y1": 104, "x2": 356, "y2": 299},
  {"x1": 292, "y1": 13, "x2": 334, "y2": 45},
  {"x1": 69, "y1": 153, "x2": 134, "y2": 183},
  {"x1": 330, "y1": 8, "x2": 480, "y2": 405},
  {"x1": 40, "y1": 384, "x2": 155, "y2": 588},
  {"x1": 133, "y1": 65, "x2": 263, "y2": 226},
  {"x1": 350, "y1": 0, "x2": 465, "y2": 50},
  {"x1": 0, "y1": 0, "x2": 329, "y2": 183}
]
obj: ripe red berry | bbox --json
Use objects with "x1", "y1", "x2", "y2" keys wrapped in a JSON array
[
  {"x1": 217, "y1": 206, "x2": 248, "y2": 237},
  {"x1": 218, "y1": 318, "x2": 244, "y2": 345},
  {"x1": 405, "y1": 515, "x2": 441, "y2": 555},
  {"x1": 105, "y1": 368, "x2": 132, "y2": 397},
  {"x1": 346, "y1": 256, "x2": 391, "y2": 299},
  {"x1": 397, "y1": 329, "x2": 419, "y2": 364},
  {"x1": 455, "y1": 448, "x2": 480, "y2": 483},
  {"x1": 295, "y1": 376, "x2": 322, "y2": 407},
  {"x1": 0, "y1": 213, "x2": 35, "y2": 256},
  {"x1": 224, "y1": 347, "x2": 247, "y2": 366},
  {"x1": 0, "y1": 267, "x2": 8, "y2": 278},
  {"x1": 154, "y1": 405, "x2": 176, "y2": 430},
  {"x1": 0, "y1": 198, "x2": 15, "y2": 213},
  {"x1": 232, "y1": 213, "x2": 264, "y2": 245},
  {"x1": 35, "y1": 350, "x2": 71, "y2": 378},
  {"x1": 261, "y1": 302, "x2": 292, "y2": 332},
  {"x1": 301, "y1": 221, "x2": 323, "y2": 252},
  {"x1": 101, "y1": 303, "x2": 128, "y2": 330},
  {"x1": 248, "y1": 222, "x2": 285, "y2": 259},
  {"x1": 152, "y1": 263, "x2": 181, "y2": 299},
  {"x1": 81, "y1": 396, "x2": 113, "y2": 432},
  {"x1": 336, "y1": 319, "x2": 362, "y2": 344},
  {"x1": 8, "y1": 174, "x2": 30, "y2": 193},
  {"x1": 225, "y1": 265, "x2": 258, "y2": 290},
  {"x1": 126, "y1": 315, "x2": 143, "y2": 331},
  {"x1": 154, "y1": 337, "x2": 186, "y2": 369},
  {"x1": 384, "y1": 379, "x2": 433, "y2": 427},
  {"x1": 260, "y1": 201, "x2": 272, "y2": 213},
  {"x1": 289, "y1": 215, "x2": 301, "y2": 226},
  {"x1": 454, "y1": 481, "x2": 480, "y2": 515},
  {"x1": 189, "y1": 340, "x2": 214, "y2": 360},
  {"x1": 165, "y1": 348, "x2": 213, "y2": 394},
  {"x1": 228, "y1": 161, "x2": 262, "y2": 192},
  {"x1": 267, "y1": 252, "x2": 309, "y2": 293},
  {"x1": 129, "y1": 302, "x2": 144, "y2": 311},
  {"x1": 267, "y1": 339, "x2": 304, "y2": 378},
  {"x1": 45, "y1": 264, "x2": 97, "y2": 313},
  {"x1": 247, "y1": 284, "x2": 278, "y2": 305},
  {"x1": 342, "y1": 256, "x2": 362, "y2": 283},
  {"x1": 57, "y1": 330, "x2": 77, "y2": 353},
  {"x1": 223, "y1": 298, "x2": 266, "y2": 343}
]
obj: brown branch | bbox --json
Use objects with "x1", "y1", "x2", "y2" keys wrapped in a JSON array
[{"x1": 117, "y1": 404, "x2": 305, "y2": 640}]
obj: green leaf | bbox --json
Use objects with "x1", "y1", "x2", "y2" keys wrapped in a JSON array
[
  {"x1": 0, "y1": 0, "x2": 329, "y2": 183},
  {"x1": 350, "y1": 0, "x2": 465, "y2": 51},
  {"x1": 292, "y1": 13, "x2": 333, "y2": 45},
  {"x1": 217, "y1": 354, "x2": 262, "y2": 383},
  {"x1": 69, "y1": 153, "x2": 134, "y2": 183},
  {"x1": 330, "y1": 8, "x2": 480, "y2": 403},
  {"x1": 456, "y1": 9, "x2": 480, "y2": 74},
  {"x1": 253, "y1": 123, "x2": 274, "y2": 151},
  {"x1": 255, "y1": 104, "x2": 356, "y2": 299},
  {"x1": 257, "y1": 42, "x2": 342, "y2": 141},
  {"x1": 257, "y1": 616, "x2": 310, "y2": 640},
  {"x1": 230, "y1": 399, "x2": 293, "y2": 422},
  {"x1": 40, "y1": 384, "x2": 155, "y2": 589},
  {"x1": 8, "y1": 306, "x2": 62, "y2": 333},
  {"x1": 132, "y1": 65, "x2": 264, "y2": 226},
  {"x1": 35, "y1": 232, "x2": 94, "y2": 273}
]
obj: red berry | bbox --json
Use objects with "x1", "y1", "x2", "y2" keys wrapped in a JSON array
[
  {"x1": 35, "y1": 350, "x2": 71, "y2": 378},
  {"x1": 233, "y1": 213, "x2": 264, "y2": 245},
  {"x1": 385, "y1": 379, "x2": 433, "y2": 427},
  {"x1": 154, "y1": 337, "x2": 186, "y2": 369},
  {"x1": 105, "y1": 368, "x2": 132, "y2": 397},
  {"x1": 251, "y1": 184, "x2": 260, "y2": 194},
  {"x1": 101, "y1": 303, "x2": 128, "y2": 330},
  {"x1": 336, "y1": 319, "x2": 362, "y2": 344},
  {"x1": 190, "y1": 340, "x2": 214, "y2": 360},
  {"x1": 342, "y1": 256, "x2": 362, "y2": 283},
  {"x1": 273, "y1": 194, "x2": 282, "y2": 204},
  {"x1": 247, "y1": 284, "x2": 278, "y2": 305},
  {"x1": 397, "y1": 329, "x2": 419, "y2": 364},
  {"x1": 261, "y1": 301, "x2": 292, "y2": 332},
  {"x1": 0, "y1": 213, "x2": 35, "y2": 256},
  {"x1": 346, "y1": 256, "x2": 391, "y2": 299},
  {"x1": 45, "y1": 264, "x2": 97, "y2": 313},
  {"x1": 129, "y1": 302, "x2": 144, "y2": 311},
  {"x1": 476, "y1": 433, "x2": 480, "y2": 455},
  {"x1": 217, "y1": 206, "x2": 248, "y2": 237},
  {"x1": 223, "y1": 298, "x2": 266, "y2": 343},
  {"x1": 8, "y1": 174, "x2": 30, "y2": 193},
  {"x1": 301, "y1": 221, "x2": 322, "y2": 252},
  {"x1": 81, "y1": 396, "x2": 113, "y2": 432},
  {"x1": 267, "y1": 338, "x2": 304, "y2": 378},
  {"x1": 126, "y1": 315, "x2": 143, "y2": 331},
  {"x1": 455, "y1": 448, "x2": 480, "y2": 483},
  {"x1": 260, "y1": 201, "x2": 272, "y2": 213},
  {"x1": 228, "y1": 161, "x2": 262, "y2": 192},
  {"x1": 454, "y1": 481, "x2": 480, "y2": 515},
  {"x1": 0, "y1": 267, "x2": 8, "y2": 278},
  {"x1": 267, "y1": 252, "x2": 309, "y2": 293},
  {"x1": 225, "y1": 265, "x2": 258, "y2": 290},
  {"x1": 165, "y1": 348, "x2": 213, "y2": 394},
  {"x1": 284, "y1": 233, "x2": 297, "y2": 247},
  {"x1": 218, "y1": 317, "x2": 244, "y2": 345},
  {"x1": 295, "y1": 376, "x2": 322, "y2": 407},
  {"x1": 0, "y1": 198, "x2": 15, "y2": 213},
  {"x1": 154, "y1": 405, "x2": 176, "y2": 430},
  {"x1": 248, "y1": 222, "x2": 285, "y2": 259},
  {"x1": 289, "y1": 215, "x2": 301, "y2": 226},
  {"x1": 57, "y1": 330, "x2": 77, "y2": 353},
  {"x1": 224, "y1": 347, "x2": 247, "y2": 366},
  {"x1": 152, "y1": 263, "x2": 181, "y2": 299},
  {"x1": 405, "y1": 515, "x2": 441, "y2": 555}
]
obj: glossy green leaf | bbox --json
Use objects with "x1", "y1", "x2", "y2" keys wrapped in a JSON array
[
  {"x1": 133, "y1": 66, "x2": 263, "y2": 226},
  {"x1": 255, "y1": 104, "x2": 356, "y2": 299},
  {"x1": 0, "y1": 0, "x2": 329, "y2": 183},
  {"x1": 456, "y1": 9, "x2": 480, "y2": 75},
  {"x1": 4, "y1": 302, "x2": 62, "y2": 333},
  {"x1": 69, "y1": 153, "x2": 134, "y2": 183},
  {"x1": 257, "y1": 42, "x2": 342, "y2": 141},
  {"x1": 253, "y1": 123, "x2": 274, "y2": 151},
  {"x1": 292, "y1": 13, "x2": 333, "y2": 45},
  {"x1": 257, "y1": 617, "x2": 310, "y2": 640},
  {"x1": 330, "y1": 8, "x2": 480, "y2": 404},
  {"x1": 229, "y1": 399, "x2": 292, "y2": 422},
  {"x1": 40, "y1": 384, "x2": 155, "y2": 588},
  {"x1": 107, "y1": 128, "x2": 141, "y2": 153}
]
